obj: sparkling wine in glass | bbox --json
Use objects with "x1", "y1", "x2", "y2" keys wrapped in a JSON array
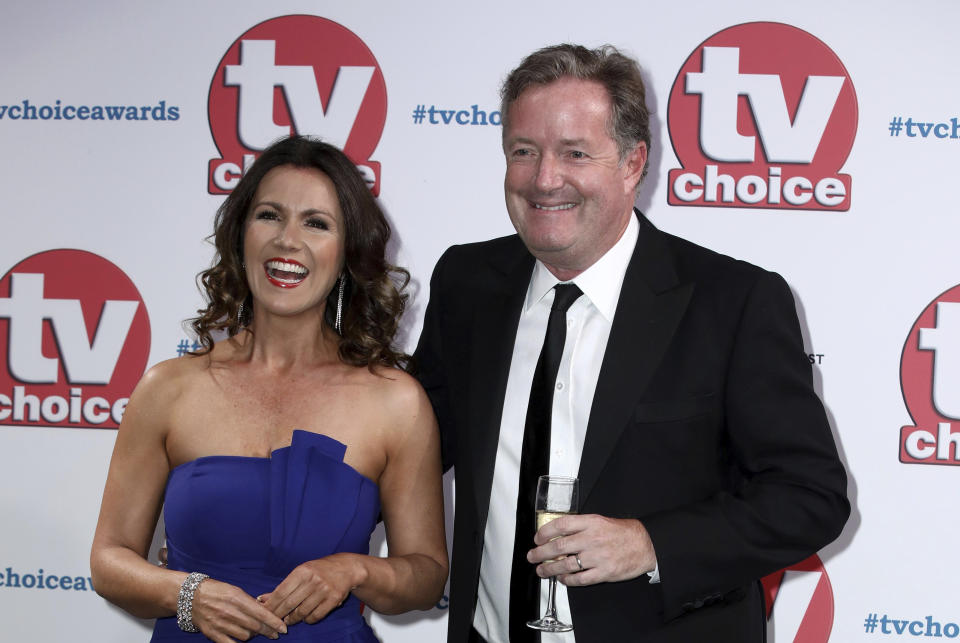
[{"x1": 527, "y1": 475, "x2": 579, "y2": 632}]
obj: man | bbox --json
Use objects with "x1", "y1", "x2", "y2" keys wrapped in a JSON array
[{"x1": 414, "y1": 44, "x2": 849, "y2": 642}]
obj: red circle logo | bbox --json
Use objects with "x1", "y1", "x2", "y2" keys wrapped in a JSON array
[
  {"x1": 667, "y1": 22, "x2": 857, "y2": 211},
  {"x1": 0, "y1": 250, "x2": 150, "y2": 429},
  {"x1": 762, "y1": 554, "x2": 835, "y2": 641},
  {"x1": 899, "y1": 283, "x2": 960, "y2": 465},
  {"x1": 207, "y1": 15, "x2": 387, "y2": 195}
]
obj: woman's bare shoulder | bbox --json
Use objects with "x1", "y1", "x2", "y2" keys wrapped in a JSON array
[
  {"x1": 362, "y1": 365, "x2": 435, "y2": 434},
  {"x1": 127, "y1": 342, "x2": 232, "y2": 412},
  {"x1": 144, "y1": 352, "x2": 209, "y2": 383},
  {"x1": 362, "y1": 364, "x2": 420, "y2": 397}
]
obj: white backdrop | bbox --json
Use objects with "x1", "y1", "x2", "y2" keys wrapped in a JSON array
[{"x1": 2, "y1": 1, "x2": 958, "y2": 641}]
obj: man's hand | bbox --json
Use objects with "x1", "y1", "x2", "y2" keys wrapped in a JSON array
[{"x1": 527, "y1": 514, "x2": 656, "y2": 586}]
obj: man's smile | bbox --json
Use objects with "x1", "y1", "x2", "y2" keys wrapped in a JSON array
[{"x1": 531, "y1": 202, "x2": 577, "y2": 211}]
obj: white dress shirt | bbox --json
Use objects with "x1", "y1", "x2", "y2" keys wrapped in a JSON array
[{"x1": 473, "y1": 214, "x2": 639, "y2": 643}]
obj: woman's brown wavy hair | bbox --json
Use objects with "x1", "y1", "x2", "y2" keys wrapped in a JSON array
[{"x1": 189, "y1": 135, "x2": 410, "y2": 369}]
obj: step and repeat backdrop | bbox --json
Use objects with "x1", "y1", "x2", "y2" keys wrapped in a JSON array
[{"x1": 1, "y1": 1, "x2": 957, "y2": 641}]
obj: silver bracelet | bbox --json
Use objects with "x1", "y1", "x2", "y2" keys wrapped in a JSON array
[{"x1": 176, "y1": 572, "x2": 210, "y2": 633}]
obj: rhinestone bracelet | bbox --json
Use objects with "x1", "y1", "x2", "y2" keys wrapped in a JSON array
[{"x1": 176, "y1": 572, "x2": 210, "y2": 633}]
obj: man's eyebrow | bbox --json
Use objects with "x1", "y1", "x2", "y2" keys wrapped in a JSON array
[{"x1": 504, "y1": 137, "x2": 591, "y2": 147}]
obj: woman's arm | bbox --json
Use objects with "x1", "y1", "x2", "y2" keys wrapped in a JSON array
[
  {"x1": 351, "y1": 371, "x2": 448, "y2": 612},
  {"x1": 262, "y1": 371, "x2": 448, "y2": 624},
  {"x1": 90, "y1": 360, "x2": 287, "y2": 641},
  {"x1": 90, "y1": 361, "x2": 184, "y2": 616}
]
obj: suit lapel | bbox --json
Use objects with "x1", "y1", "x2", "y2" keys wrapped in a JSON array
[
  {"x1": 466, "y1": 239, "x2": 534, "y2": 523},
  {"x1": 578, "y1": 214, "x2": 694, "y2": 506}
]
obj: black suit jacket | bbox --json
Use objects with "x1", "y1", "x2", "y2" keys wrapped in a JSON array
[{"x1": 414, "y1": 212, "x2": 849, "y2": 642}]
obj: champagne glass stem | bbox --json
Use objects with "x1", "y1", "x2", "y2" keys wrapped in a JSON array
[{"x1": 544, "y1": 577, "x2": 559, "y2": 620}]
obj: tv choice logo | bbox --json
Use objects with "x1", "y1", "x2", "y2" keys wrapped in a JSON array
[
  {"x1": 0, "y1": 99, "x2": 179, "y2": 122},
  {"x1": 0, "y1": 250, "x2": 150, "y2": 429},
  {"x1": 900, "y1": 283, "x2": 960, "y2": 465},
  {"x1": 208, "y1": 15, "x2": 387, "y2": 195},
  {"x1": 667, "y1": 22, "x2": 857, "y2": 211},
  {"x1": 762, "y1": 554, "x2": 835, "y2": 641},
  {"x1": 0, "y1": 565, "x2": 94, "y2": 592},
  {"x1": 863, "y1": 612, "x2": 960, "y2": 637}
]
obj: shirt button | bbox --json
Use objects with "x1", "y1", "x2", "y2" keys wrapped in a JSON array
[
  {"x1": 567, "y1": 318, "x2": 573, "y2": 327},
  {"x1": 556, "y1": 381, "x2": 564, "y2": 390}
]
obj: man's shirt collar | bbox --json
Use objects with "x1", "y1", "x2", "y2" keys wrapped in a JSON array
[{"x1": 525, "y1": 212, "x2": 639, "y2": 322}]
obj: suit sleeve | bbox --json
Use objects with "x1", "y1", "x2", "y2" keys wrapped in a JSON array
[
  {"x1": 642, "y1": 270, "x2": 850, "y2": 620},
  {"x1": 412, "y1": 247, "x2": 456, "y2": 473}
]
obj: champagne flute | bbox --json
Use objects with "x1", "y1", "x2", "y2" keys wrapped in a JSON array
[{"x1": 527, "y1": 475, "x2": 579, "y2": 632}]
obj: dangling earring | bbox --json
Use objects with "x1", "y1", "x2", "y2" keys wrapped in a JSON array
[
  {"x1": 335, "y1": 274, "x2": 345, "y2": 334},
  {"x1": 238, "y1": 261, "x2": 248, "y2": 327}
]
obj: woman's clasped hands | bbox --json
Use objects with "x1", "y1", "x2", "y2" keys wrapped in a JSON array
[
  {"x1": 258, "y1": 554, "x2": 363, "y2": 627},
  {"x1": 189, "y1": 554, "x2": 362, "y2": 641},
  {"x1": 186, "y1": 577, "x2": 287, "y2": 642}
]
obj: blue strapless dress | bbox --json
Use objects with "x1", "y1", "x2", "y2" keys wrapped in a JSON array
[{"x1": 151, "y1": 430, "x2": 381, "y2": 641}]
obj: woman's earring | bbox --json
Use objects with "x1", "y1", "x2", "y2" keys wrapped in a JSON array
[
  {"x1": 238, "y1": 261, "x2": 248, "y2": 327},
  {"x1": 335, "y1": 275, "x2": 345, "y2": 334}
]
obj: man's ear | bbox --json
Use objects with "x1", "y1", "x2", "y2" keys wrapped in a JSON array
[{"x1": 623, "y1": 142, "x2": 647, "y2": 192}]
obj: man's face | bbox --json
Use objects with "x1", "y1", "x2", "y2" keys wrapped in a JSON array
[{"x1": 503, "y1": 77, "x2": 646, "y2": 279}]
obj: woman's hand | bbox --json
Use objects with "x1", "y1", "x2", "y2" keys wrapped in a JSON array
[
  {"x1": 190, "y1": 578, "x2": 289, "y2": 642},
  {"x1": 258, "y1": 554, "x2": 365, "y2": 626}
]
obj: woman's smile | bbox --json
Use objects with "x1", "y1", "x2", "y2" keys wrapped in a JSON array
[{"x1": 264, "y1": 257, "x2": 309, "y2": 288}]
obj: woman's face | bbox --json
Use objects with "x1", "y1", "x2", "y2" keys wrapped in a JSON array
[{"x1": 242, "y1": 165, "x2": 346, "y2": 322}]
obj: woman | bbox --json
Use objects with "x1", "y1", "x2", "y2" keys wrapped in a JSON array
[{"x1": 91, "y1": 136, "x2": 447, "y2": 642}]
